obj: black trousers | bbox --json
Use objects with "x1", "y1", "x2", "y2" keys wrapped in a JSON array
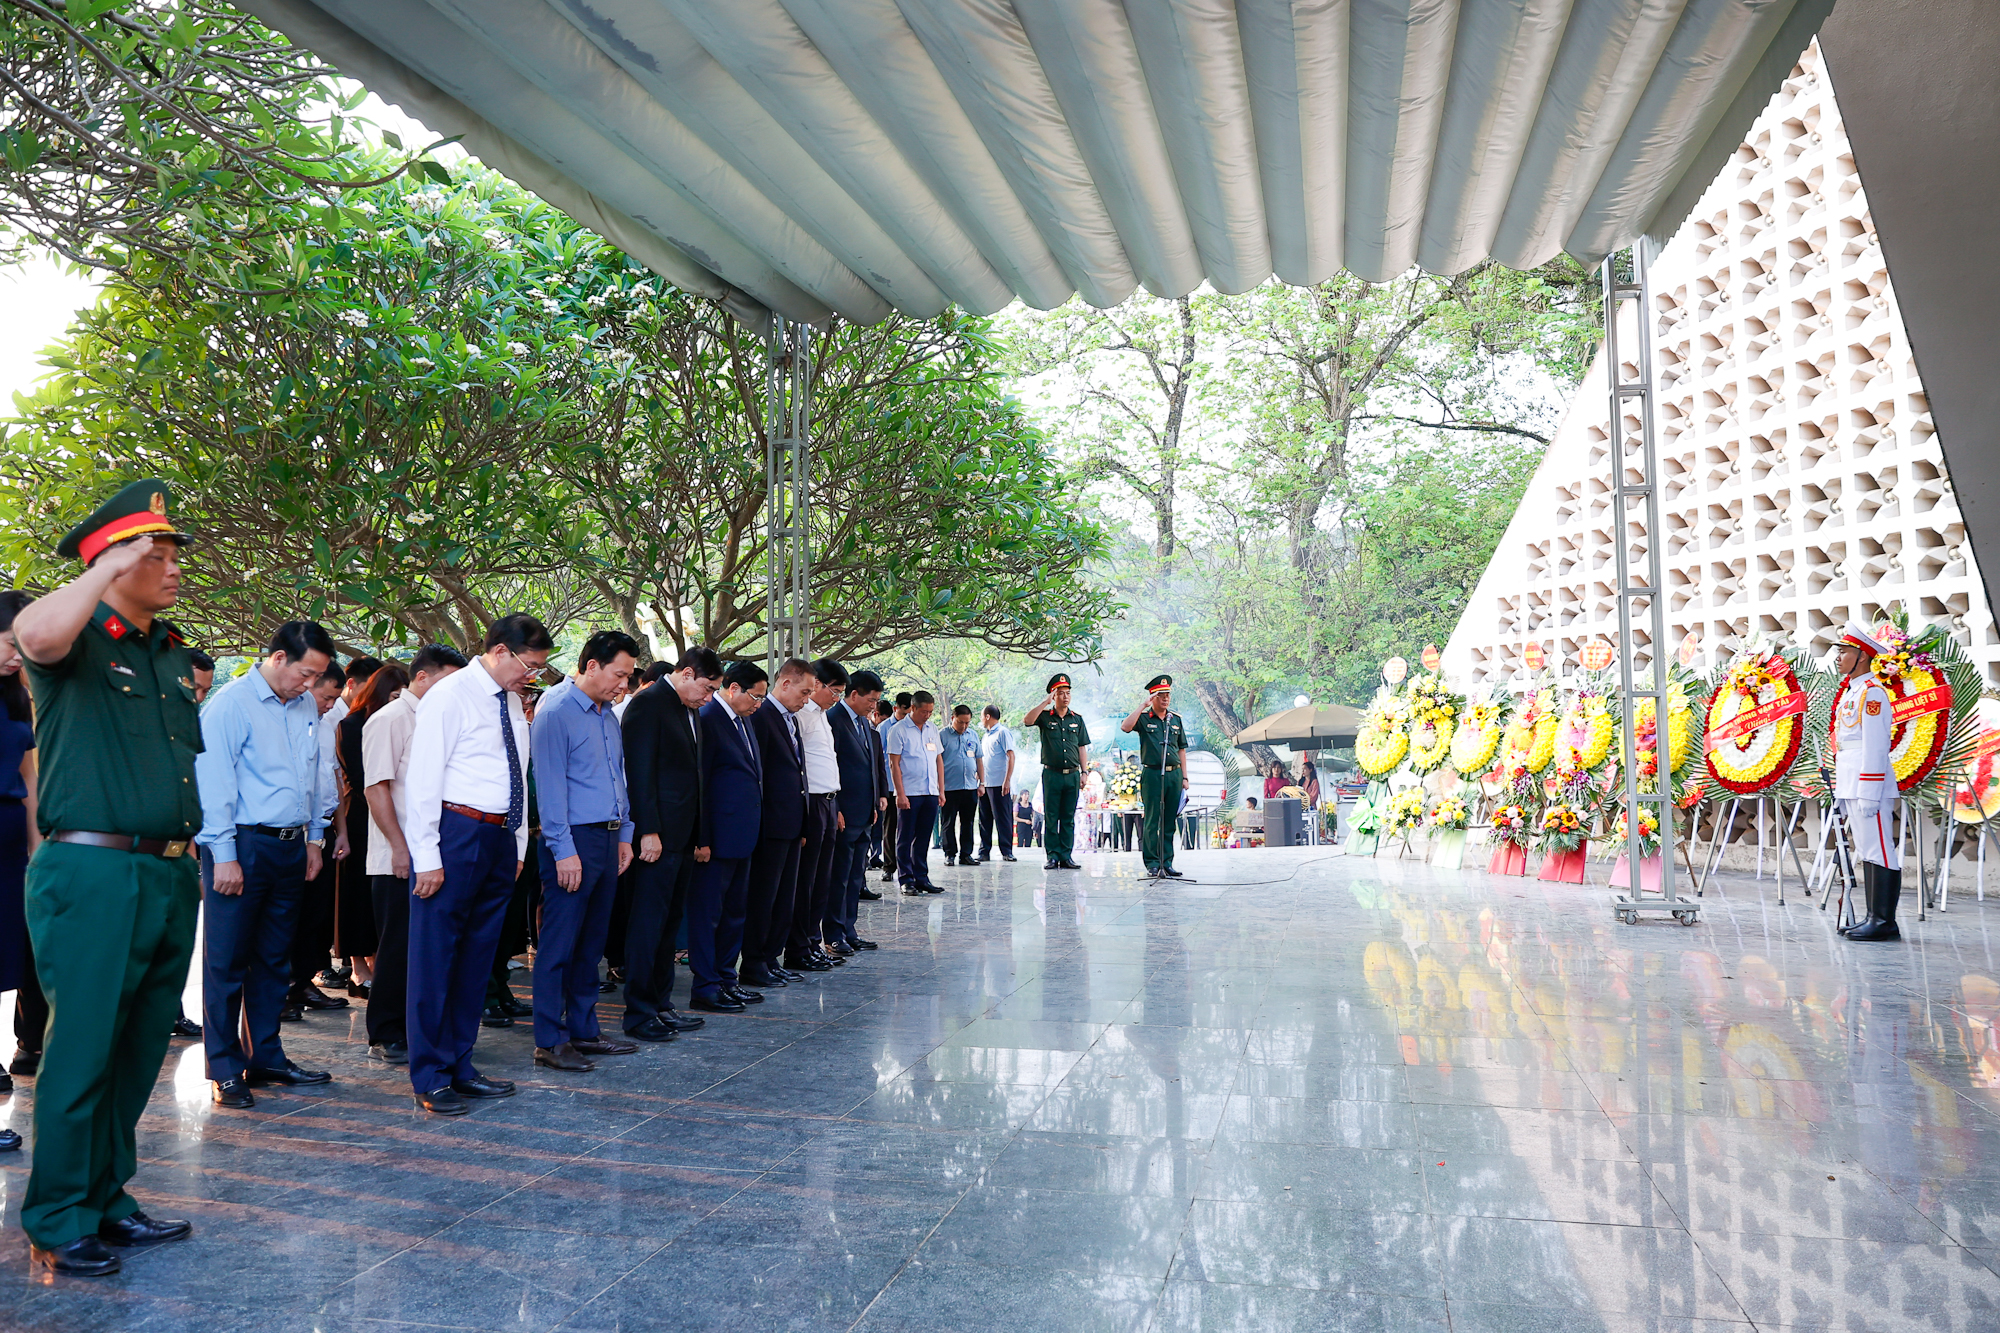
[
  {"x1": 621, "y1": 847, "x2": 693, "y2": 1034},
  {"x1": 744, "y1": 834, "x2": 801, "y2": 972},
  {"x1": 290, "y1": 843, "x2": 337, "y2": 987},
  {"x1": 941, "y1": 788, "x2": 980, "y2": 860},
  {"x1": 789, "y1": 795, "x2": 839, "y2": 956},
  {"x1": 979, "y1": 786, "x2": 1014, "y2": 857},
  {"x1": 12, "y1": 940, "x2": 46, "y2": 1054},
  {"x1": 486, "y1": 840, "x2": 537, "y2": 1006},
  {"x1": 897, "y1": 795, "x2": 938, "y2": 887},
  {"x1": 880, "y1": 802, "x2": 899, "y2": 876},
  {"x1": 367, "y1": 873, "x2": 409, "y2": 1047},
  {"x1": 201, "y1": 831, "x2": 307, "y2": 1082}
]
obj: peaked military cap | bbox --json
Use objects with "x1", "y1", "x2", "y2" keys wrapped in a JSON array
[
  {"x1": 1146, "y1": 673, "x2": 1173, "y2": 693},
  {"x1": 56, "y1": 478, "x2": 191, "y2": 564},
  {"x1": 1840, "y1": 620, "x2": 1887, "y2": 655},
  {"x1": 1046, "y1": 672, "x2": 1072, "y2": 692}
]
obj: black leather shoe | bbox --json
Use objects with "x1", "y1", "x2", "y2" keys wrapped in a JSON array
[
  {"x1": 1163, "y1": 868, "x2": 1185, "y2": 878},
  {"x1": 859, "y1": 887, "x2": 883, "y2": 900},
  {"x1": 1058, "y1": 860, "x2": 1082, "y2": 870},
  {"x1": 773, "y1": 967, "x2": 804, "y2": 982},
  {"x1": 597, "y1": 979, "x2": 619, "y2": 993},
  {"x1": 827, "y1": 940, "x2": 855, "y2": 957},
  {"x1": 738, "y1": 967, "x2": 783, "y2": 988},
  {"x1": 9, "y1": 1045, "x2": 38, "y2": 1077},
  {"x1": 921, "y1": 883, "x2": 946, "y2": 894},
  {"x1": 278, "y1": 1003, "x2": 304, "y2": 1023},
  {"x1": 535, "y1": 1043, "x2": 595, "y2": 1072},
  {"x1": 367, "y1": 1041, "x2": 409, "y2": 1064},
  {"x1": 944, "y1": 855, "x2": 956, "y2": 867},
  {"x1": 1044, "y1": 859, "x2": 1059, "y2": 870},
  {"x1": 501, "y1": 990, "x2": 534, "y2": 1017},
  {"x1": 881, "y1": 870, "x2": 895, "y2": 882},
  {"x1": 725, "y1": 985, "x2": 765, "y2": 1005},
  {"x1": 574, "y1": 1035, "x2": 638, "y2": 1055},
  {"x1": 99, "y1": 1210, "x2": 192, "y2": 1248},
  {"x1": 628, "y1": 1018, "x2": 680, "y2": 1042},
  {"x1": 212, "y1": 1078, "x2": 255, "y2": 1109},
  {"x1": 901, "y1": 885, "x2": 926, "y2": 896},
  {"x1": 31, "y1": 1235, "x2": 120, "y2": 1276},
  {"x1": 416, "y1": 1086, "x2": 467, "y2": 1116},
  {"x1": 788, "y1": 952, "x2": 832, "y2": 972},
  {"x1": 851, "y1": 937, "x2": 878, "y2": 950},
  {"x1": 292, "y1": 983, "x2": 349, "y2": 1011},
  {"x1": 658, "y1": 1007, "x2": 705, "y2": 1031},
  {"x1": 170, "y1": 1015, "x2": 202, "y2": 1040},
  {"x1": 480, "y1": 1003, "x2": 514, "y2": 1029},
  {"x1": 247, "y1": 1060, "x2": 332, "y2": 1086},
  {"x1": 692, "y1": 993, "x2": 745, "y2": 1013},
  {"x1": 451, "y1": 1074, "x2": 517, "y2": 1099},
  {"x1": 815, "y1": 947, "x2": 848, "y2": 966},
  {"x1": 0, "y1": 1126, "x2": 19, "y2": 1151},
  {"x1": 1002, "y1": 855, "x2": 1017, "y2": 862}
]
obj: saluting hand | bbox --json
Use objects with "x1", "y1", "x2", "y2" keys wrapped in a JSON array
[{"x1": 92, "y1": 534, "x2": 155, "y2": 581}]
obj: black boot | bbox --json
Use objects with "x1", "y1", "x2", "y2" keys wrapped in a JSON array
[
  {"x1": 1847, "y1": 863, "x2": 1903, "y2": 941},
  {"x1": 1837, "y1": 865, "x2": 1869, "y2": 936}
]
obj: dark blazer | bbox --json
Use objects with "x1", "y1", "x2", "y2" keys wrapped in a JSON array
[
  {"x1": 697, "y1": 696, "x2": 762, "y2": 859},
  {"x1": 622, "y1": 681, "x2": 702, "y2": 854},
  {"x1": 829, "y1": 700, "x2": 881, "y2": 830},
  {"x1": 750, "y1": 697, "x2": 808, "y2": 843}
]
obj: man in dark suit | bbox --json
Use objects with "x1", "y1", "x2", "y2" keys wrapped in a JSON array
[
  {"x1": 743, "y1": 658, "x2": 812, "y2": 987},
  {"x1": 826, "y1": 667, "x2": 886, "y2": 953},
  {"x1": 619, "y1": 646, "x2": 723, "y2": 1041},
  {"x1": 687, "y1": 660, "x2": 766, "y2": 1014}
]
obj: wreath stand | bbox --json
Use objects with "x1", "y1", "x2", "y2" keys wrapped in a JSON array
[
  {"x1": 1694, "y1": 793, "x2": 1809, "y2": 906},
  {"x1": 1810, "y1": 797, "x2": 1865, "y2": 930}
]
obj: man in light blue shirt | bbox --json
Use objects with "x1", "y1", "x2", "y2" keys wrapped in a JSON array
[
  {"x1": 194, "y1": 620, "x2": 337, "y2": 1107},
  {"x1": 885, "y1": 691, "x2": 943, "y2": 894},
  {"x1": 939, "y1": 704, "x2": 984, "y2": 866},
  {"x1": 978, "y1": 705, "x2": 1018, "y2": 862},
  {"x1": 529, "y1": 630, "x2": 640, "y2": 1072}
]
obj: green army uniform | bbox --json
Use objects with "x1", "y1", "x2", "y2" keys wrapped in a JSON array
[
  {"x1": 1134, "y1": 694, "x2": 1188, "y2": 875},
  {"x1": 1035, "y1": 673, "x2": 1090, "y2": 865},
  {"x1": 21, "y1": 481, "x2": 202, "y2": 1252}
]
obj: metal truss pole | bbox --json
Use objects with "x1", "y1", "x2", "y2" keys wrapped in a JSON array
[
  {"x1": 1605, "y1": 245, "x2": 1698, "y2": 927},
  {"x1": 764, "y1": 320, "x2": 813, "y2": 675}
]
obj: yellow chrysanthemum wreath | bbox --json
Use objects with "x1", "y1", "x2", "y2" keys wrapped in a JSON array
[
  {"x1": 1449, "y1": 700, "x2": 1506, "y2": 774},
  {"x1": 1558, "y1": 694, "x2": 1616, "y2": 770},
  {"x1": 1356, "y1": 691, "x2": 1410, "y2": 778}
]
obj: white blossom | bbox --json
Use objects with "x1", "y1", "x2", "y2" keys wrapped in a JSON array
[
  {"x1": 538, "y1": 297, "x2": 562, "y2": 315},
  {"x1": 464, "y1": 343, "x2": 482, "y2": 357},
  {"x1": 586, "y1": 293, "x2": 608, "y2": 310},
  {"x1": 351, "y1": 200, "x2": 379, "y2": 217},
  {"x1": 480, "y1": 227, "x2": 513, "y2": 251},
  {"x1": 410, "y1": 191, "x2": 448, "y2": 214},
  {"x1": 335, "y1": 309, "x2": 368, "y2": 328},
  {"x1": 506, "y1": 341, "x2": 530, "y2": 357},
  {"x1": 409, "y1": 357, "x2": 434, "y2": 370}
]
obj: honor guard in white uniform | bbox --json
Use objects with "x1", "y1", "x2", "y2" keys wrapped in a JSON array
[{"x1": 1832, "y1": 621, "x2": 1902, "y2": 941}]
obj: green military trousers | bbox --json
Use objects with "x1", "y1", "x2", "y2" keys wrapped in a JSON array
[
  {"x1": 22, "y1": 840, "x2": 198, "y2": 1247},
  {"x1": 1041, "y1": 768, "x2": 1080, "y2": 863},
  {"x1": 1141, "y1": 769, "x2": 1184, "y2": 873}
]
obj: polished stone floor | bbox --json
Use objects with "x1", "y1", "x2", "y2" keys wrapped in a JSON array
[{"x1": 4, "y1": 846, "x2": 2000, "y2": 1331}]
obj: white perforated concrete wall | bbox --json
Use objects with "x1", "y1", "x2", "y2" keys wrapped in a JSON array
[{"x1": 1445, "y1": 41, "x2": 1998, "y2": 690}]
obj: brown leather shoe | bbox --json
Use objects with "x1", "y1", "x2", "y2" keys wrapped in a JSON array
[
  {"x1": 534, "y1": 1042, "x2": 595, "y2": 1072},
  {"x1": 572, "y1": 1036, "x2": 638, "y2": 1056}
]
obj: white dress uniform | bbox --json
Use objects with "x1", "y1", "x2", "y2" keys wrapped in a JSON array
[{"x1": 1833, "y1": 629, "x2": 1900, "y2": 870}]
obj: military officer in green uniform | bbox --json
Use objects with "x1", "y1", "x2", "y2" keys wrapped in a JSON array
[
  {"x1": 1024, "y1": 673, "x2": 1090, "y2": 870},
  {"x1": 1121, "y1": 675, "x2": 1188, "y2": 878},
  {"x1": 14, "y1": 480, "x2": 201, "y2": 1276}
]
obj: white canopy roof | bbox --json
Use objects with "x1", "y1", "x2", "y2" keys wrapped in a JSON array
[{"x1": 242, "y1": 0, "x2": 1834, "y2": 327}]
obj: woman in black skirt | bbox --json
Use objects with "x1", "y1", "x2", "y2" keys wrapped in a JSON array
[
  {"x1": 334, "y1": 662, "x2": 407, "y2": 997},
  {"x1": 0, "y1": 590, "x2": 40, "y2": 1146}
]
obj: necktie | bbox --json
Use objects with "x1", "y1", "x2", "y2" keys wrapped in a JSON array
[{"x1": 497, "y1": 690, "x2": 524, "y2": 831}]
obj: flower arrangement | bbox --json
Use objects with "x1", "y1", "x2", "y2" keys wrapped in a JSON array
[
  {"x1": 1539, "y1": 803, "x2": 1587, "y2": 853},
  {"x1": 1557, "y1": 692, "x2": 1617, "y2": 771},
  {"x1": 1405, "y1": 674, "x2": 1462, "y2": 773},
  {"x1": 1108, "y1": 761, "x2": 1141, "y2": 808},
  {"x1": 1611, "y1": 805, "x2": 1662, "y2": 857},
  {"x1": 1491, "y1": 804, "x2": 1533, "y2": 847},
  {"x1": 1499, "y1": 690, "x2": 1560, "y2": 777},
  {"x1": 1427, "y1": 796, "x2": 1471, "y2": 831},
  {"x1": 1385, "y1": 788, "x2": 1427, "y2": 836},
  {"x1": 1357, "y1": 688, "x2": 1411, "y2": 778},
  {"x1": 1450, "y1": 699, "x2": 1507, "y2": 775},
  {"x1": 1704, "y1": 651, "x2": 1807, "y2": 795}
]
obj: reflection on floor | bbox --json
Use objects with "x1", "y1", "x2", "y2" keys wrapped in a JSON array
[{"x1": 5, "y1": 847, "x2": 2000, "y2": 1331}]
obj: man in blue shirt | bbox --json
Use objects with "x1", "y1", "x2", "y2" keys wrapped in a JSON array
[
  {"x1": 194, "y1": 620, "x2": 337, "y2": 1109},
  {"x1": 885, "y1": 691, "x2": 944, "y2": 894},
  {"x1": 978, "y1": 705, "x2": 1018, "y2": 862},
  {"x1": 530, "y1": 630, "x2": 640, "y2": 1072},
  {"x1": 939, "y1": 704, "x2": 984, "y2": 867}
]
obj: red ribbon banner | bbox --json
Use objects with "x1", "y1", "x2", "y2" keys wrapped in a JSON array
[
  {"x1": 1706, "y1": 691, "x2": 1808, "y2": 749},
  {"x1": 1892, "y1": 682, "x2": 1953, "y2": 724},
  {"x1": 1973, "y1": 728, "x2": 2000, "y2": 760}
]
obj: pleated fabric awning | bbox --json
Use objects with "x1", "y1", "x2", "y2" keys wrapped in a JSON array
[{"x1": 241, "y1": 0, "x2": 1835, "y2": 328}]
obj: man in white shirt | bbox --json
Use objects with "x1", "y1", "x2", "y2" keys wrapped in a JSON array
[
  {"x1": 978, "y1": 705, "x2": 1018, "y2": 863},
  {"x1": 358, "y1": 644, "x2": 465, "y2": 1063},
  {"x1": 786, "y1": 659, "x2": 846, "y2": 968},
  {"x1": 885, "y1": 691, "x2": 945, "y2": 895},
  {"x1": 401, "y1": 615, "x2": 552, "y2": 1115}
]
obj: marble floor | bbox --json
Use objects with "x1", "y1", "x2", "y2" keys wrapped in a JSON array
[{"x1": 4, "y1": 846, "x2": 2000, "y2": 1331}]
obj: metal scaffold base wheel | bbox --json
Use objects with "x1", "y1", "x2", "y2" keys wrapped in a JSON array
[{"x1": 1612, "y1": 896, "x2": 1702, "y2": 927}]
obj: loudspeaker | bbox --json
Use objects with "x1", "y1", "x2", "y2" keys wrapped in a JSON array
[{"x1": 1266, "y1": 797, "x2": 1302, "y2": 848}]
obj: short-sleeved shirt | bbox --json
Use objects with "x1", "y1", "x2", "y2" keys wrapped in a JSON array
[
  {"x1": 940, "y1": 726, "x2": 981, "y2": 790},
  {"x1": 884, "y1": 716, "x2": 942, "y2": 797},
  {"x1": 980, "y1": 722, "x2": 1015, "y2": 776},
  {"x1": 361, "y1": 691, "x2": 418, "y2": 876},
  {"x1": 1035, "y1": 709, "x2": 1091, "y2": 772},
  {"x1": 1134, "y1": 709, "x2": 1189, "y2": 770},
  {"x1": 23, "y1": 601, "x2": 203, "y2": 839}
]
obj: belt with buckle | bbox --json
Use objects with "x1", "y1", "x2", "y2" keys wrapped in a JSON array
[
  {"x1": 49, "y1": 830, "x2": 191, "y2": 859},
  {"x1": 242, "y1": 823, "x2": 308, "y2": 841},
  {"x1": 1045, "y1": 765, "x2": 1077, "y2": 774},
  {"x1": 443, "y1": 801, "x2": 508, "y2": 826}
]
